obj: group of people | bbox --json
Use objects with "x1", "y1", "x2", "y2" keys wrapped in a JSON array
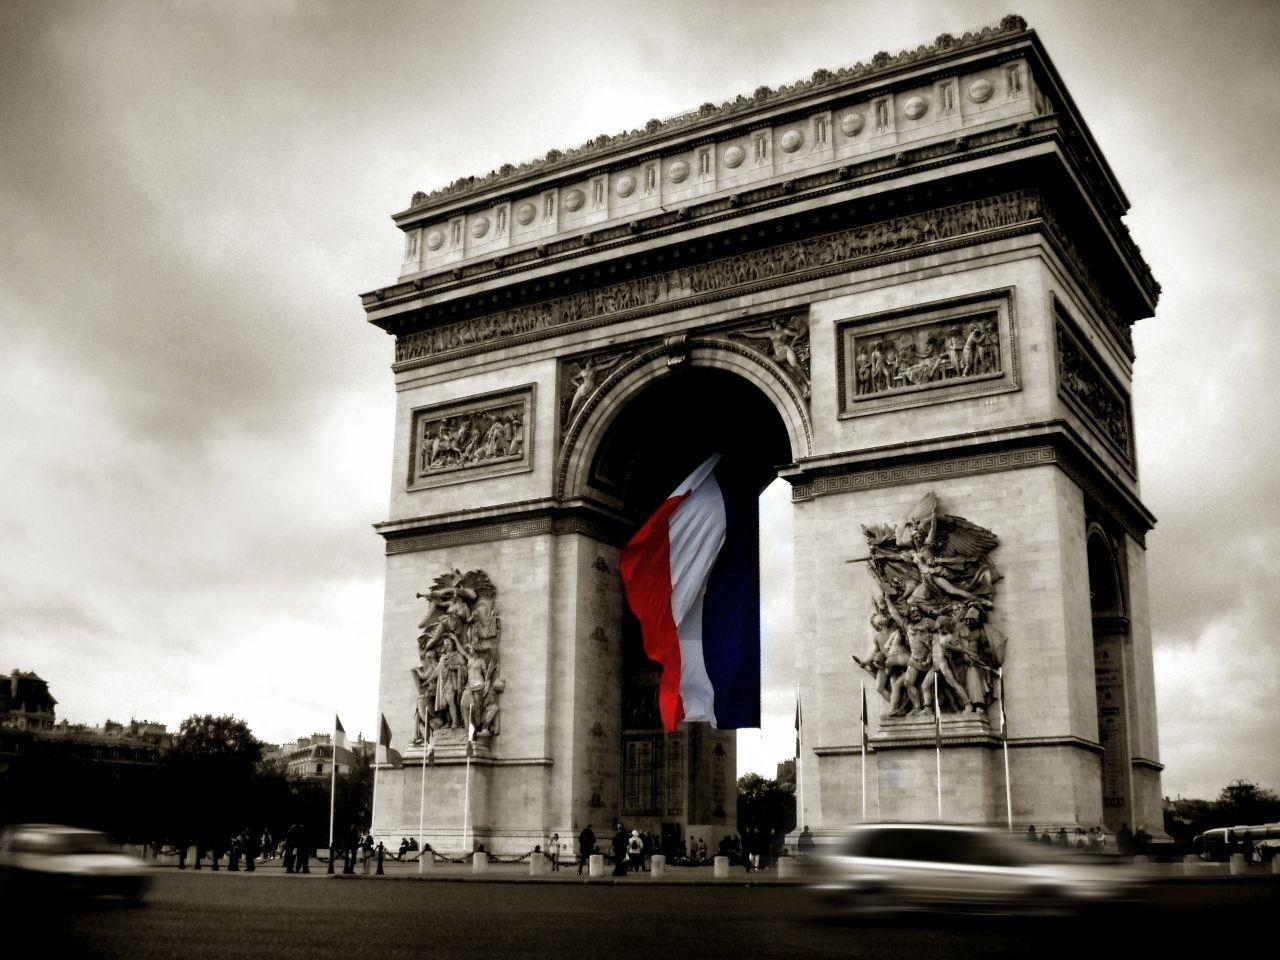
[{"x1": 1025, "y1": 824, "x2": 1117, "y2": 852}]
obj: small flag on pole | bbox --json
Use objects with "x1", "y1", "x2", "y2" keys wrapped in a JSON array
[
  {"x1": 932, "y1": 675, "x2": 942, "y2": 752},
  {"x1": 860, "y1": 683, "x2": 869, "y2": 752},
  {"x1": 794, "y1": 686, "x2": 802, "y2": 759},
  {"x1": 997, "y1": 667, "x2": 1008, "y2": 739},
  {"x1": 334, "y1": 714, "x2": 350, "y2": 759},
  {"x1": 376, "y1": 713, "x2": 402, "y2": 767}
]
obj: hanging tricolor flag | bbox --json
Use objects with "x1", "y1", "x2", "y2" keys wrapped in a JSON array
[
  {"x1": 620, "y1": 453, "x2": 761, "y2": 732},
  {"x1": 376, "y1": 713, "x2": 402, "y2": 767}
]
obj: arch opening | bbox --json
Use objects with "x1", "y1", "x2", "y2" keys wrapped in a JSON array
[{"x1": 588, "y1": 366, "x2": 795, "y2": 848}]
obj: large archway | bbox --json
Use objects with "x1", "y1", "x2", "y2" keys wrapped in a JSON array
[{"x1": 583, "y1": 364, "x2": 794, "y2": 852}]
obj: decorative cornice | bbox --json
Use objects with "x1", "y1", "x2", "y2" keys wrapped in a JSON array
[
  {"x1": 379, "y1": 501, "x2": 632, "y2": 554},
  {"x1": 392, "y1": 189, "x2": 1058, "y2": 369},
  {"x1": 783, "y1": 420, "x2": 1154, "y2": 542},
  {"x1": 401, "y1": 15, "x2": 1031, "y2": 212},
  {"x1": 815, "y1": 733, "x2": 1104, "y2": 755}
]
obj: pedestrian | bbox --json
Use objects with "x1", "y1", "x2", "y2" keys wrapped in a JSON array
[
  {"x1": 627, "y1": 830, "x2": 644, "y2": 872},
  {"x1": 1054, "y1": 827, "x2": 1068, "y2": 847},
  {"x1": 798, "y1": 825, "x2": 814, "y2": 860},
  {"x1": 1026, "y1": 825, "x2": 1038, "y2": 843},
  {"x1": 697, "y1": 837, "x2": 707, "y2": 861},
  {"x1": 578, "y1": 824, "x2": 595, "y2": 875},
  {"x1": 611, "y1": 825, "x2": 629, "y2": 877},
  {"x1": 1116, "y1": 822, "x2": 1133, "y2": 855},
  {"x1": 550, "y1": 833, "x2": 561, "y2": 871}
]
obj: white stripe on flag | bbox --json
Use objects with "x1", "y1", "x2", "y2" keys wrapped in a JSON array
[{"x1": 666, "y1": 460, "x2": 726, "y2": 724}]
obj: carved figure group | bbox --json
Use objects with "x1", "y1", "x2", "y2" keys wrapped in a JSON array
[
  {"x1": 855, "y1": 319, "x2": 999, "y2": 397},
  {"x1": 733, "y1": 316, "x2": 811, "y2": 398},
  {"x1": 1056, "y1": 325, "x2": 1131, "y2": 456},
  {"x1": 411, "y1": 569, "x2": 505, "y2": 744},
  {"x1": 417, "y1": 407, "x2": 524, "y2": 476},
  {"x1": 853, "y1": 492, "x2": 1004, "y2": 717}
]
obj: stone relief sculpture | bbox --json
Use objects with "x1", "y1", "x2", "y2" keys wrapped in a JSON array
[
  {"x1": 851, "y1": 492, "x2": 1005, "y2": 718},
  {"x1": 730, "y1": 316, "x2": 811, "y2": 399},
  {"x1": 1056, "y1": 323, "x2": 1132, "y2": 459},
  {"x1": 395, "y1": 190, "x2": 1065, "y2": 366},
  {"x1": 854, "y1": 316, "x2": 999, "y2": 397},
  {"x1": 413, "y1": 402, "x2": 525, "y2": 479},
  {"x1": 411, "y1": 568, "x2": 505, "y2": 745},
  {"x1": 563, "y1": 352, "x2": 628, "y2": 427}
]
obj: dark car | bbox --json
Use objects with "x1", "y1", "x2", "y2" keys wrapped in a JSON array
[
  {"x1": 810, "y1": 822, "x2": 1137, "y2": 916},
  {"x1": 0, "y1": 823, "x2": 151, "y2": 904}
]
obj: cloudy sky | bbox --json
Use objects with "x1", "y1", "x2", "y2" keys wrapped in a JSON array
[{"x1": 2, "y1": 0, "x2": 1277, "y2": 801}]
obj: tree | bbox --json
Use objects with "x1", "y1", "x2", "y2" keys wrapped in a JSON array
[
  {"x1": 158, "y1": 714, "x2": 262, "y2": 854},
  {"x1": 736, "y1": 772, "x2": 796, "y2": 850}
]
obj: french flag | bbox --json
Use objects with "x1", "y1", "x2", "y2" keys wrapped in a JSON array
[{"x1": 619, "y1": 453, "x2": 761, "y2": 732}]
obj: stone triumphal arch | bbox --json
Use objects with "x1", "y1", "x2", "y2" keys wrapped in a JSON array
[{"x1": 362, "y1": 17, "x2": 1164, "y2": 854}]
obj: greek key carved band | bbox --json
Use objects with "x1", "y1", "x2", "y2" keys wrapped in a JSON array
[{"x1": 791, "y1": 446, "x2": 1057, "y2": 500}]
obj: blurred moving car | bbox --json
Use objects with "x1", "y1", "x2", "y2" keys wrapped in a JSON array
[
  {"x1": 811, "y1": 822, "x2": 1135, "y2": 915},
  {"x1": 0, "y1": 823, "x2": 151, "y2": 903}
]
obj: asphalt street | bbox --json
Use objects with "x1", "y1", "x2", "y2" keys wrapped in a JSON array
[{"x1": 36, "y1": 871, "x2": 1280, "y2": 960}]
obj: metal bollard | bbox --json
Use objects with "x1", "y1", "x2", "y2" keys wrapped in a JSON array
[
  {"x1": 376, "y1": 843, "x2": 385, "y2": 876},
  {"x1": 327, "y1": 849, "x2": 336, "y2": 874}
]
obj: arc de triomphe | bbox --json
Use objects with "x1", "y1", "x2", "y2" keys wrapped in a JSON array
[{"x1": 361, "y1": 16, "x2": 1164, "y2": 854}]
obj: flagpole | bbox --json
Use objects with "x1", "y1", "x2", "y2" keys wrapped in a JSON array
[
  {"x1": 462, "y1": 704, "x2": 474, "y2": 854},
  {"x1": 999, "y1": 667, "x2": 1012, "y2": 830},
  {"x1": 329, "y1": 722, "x2": 339, "y2": 853},
  {"x1": 418, "y1": 740, "x2": 430, "y2": 872},
  {"x1": 860, "y1": 680, "x2": 867, "y2": 823},
  {"x1": 794, "y1": 682, "x2": 804, "y2": 839},
  {"x1": 934, "y1": 672, "x2": 942, "y2": 820}
]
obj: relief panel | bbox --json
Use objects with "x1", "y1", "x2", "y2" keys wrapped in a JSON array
[
  {"x1": 837, "y1": 288, "x2": 1020, "y2": 417},
  {"x1": 407, "y1": 385, "x2": 534, "y2": 490}
]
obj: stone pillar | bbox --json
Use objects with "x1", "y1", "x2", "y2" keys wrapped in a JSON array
[
  {"x1": 529, "y1": 852, "x2": 547, "y2": 875},
  {"x1": 473, "y1": 851, "x2": 489, "y2": 874},
  {"x1": 713, "y1": 856, "x2": 729, "y2": 878},
  {"x1": 778, "y1": 857, "x2": 800, "y2": 878},
  {"x1": 1229, "y1": 853, "x2": 1246, "y2": 875},
  {"x1": 418, "y1": 850, "x2": 434, "y2": 873},
  {"x1": 649, "y1": 854, "x2": 666, "y2": 878},
  {"x1": 588, "y1": 853, "x2": 605, "y2": 877}
]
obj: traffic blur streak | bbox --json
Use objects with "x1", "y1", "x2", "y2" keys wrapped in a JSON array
[
  {"x1": 806, "y1": 823, "x2": 1144, "y2": 917},
  {"x1": 0, "y1": 823, "x2": 152, "y2": 908}
]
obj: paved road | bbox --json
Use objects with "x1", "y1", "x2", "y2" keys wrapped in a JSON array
[{"x1": 40, "y1": 872, "x2": 1280, "y2": 959}]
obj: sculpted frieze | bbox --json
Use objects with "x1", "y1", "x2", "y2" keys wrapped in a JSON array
[
  {"x1": 411, "y1": 568, "x2": 506, "y2": 747},
  {"x1": 558, "y1": 346, "x2": 641, "y2": 432},
  {"x1": 1055, "y1": 320, "x2": 1133, "y2": 462},
  {"x1": 408, "y1": 387, "x2": 532, "y2": 489},
  {"x1": 853, "y1": 313, "x2": 999, "y2": 398},
  {"x1": 395, "y1": 190, "x2": 1045, "y2": 366},
  {"x1": 852, "y1": 492, "x2": 1005, "y2": 719},
  {"x1": 726, "y1": 315, "x2": 811, "y2": 399}
]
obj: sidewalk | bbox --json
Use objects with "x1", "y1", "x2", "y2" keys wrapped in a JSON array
[{"x1": 153, "y1": 853, "x2": 807, "y2": 885}]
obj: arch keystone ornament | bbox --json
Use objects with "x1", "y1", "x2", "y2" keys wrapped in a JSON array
[{"x1": 365, "y1": 17, "x2": 1165, "y2": 852}]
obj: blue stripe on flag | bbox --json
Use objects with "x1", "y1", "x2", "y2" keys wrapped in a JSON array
[{"x1": 700, "y1": 460, "x2": 761, "y2": 729}]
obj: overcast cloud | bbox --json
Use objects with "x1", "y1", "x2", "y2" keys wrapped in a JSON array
[{"x1": 2, "y1": 0, "x2": 1277, "y2": 800}]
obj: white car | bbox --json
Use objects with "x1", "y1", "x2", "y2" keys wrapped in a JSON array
[
  {"x1": 812, "y1": 822, "x2": 1136, "y2": 915},
  {"x1": 0, "y1": 823, "x2": 151, "y2": 903}
]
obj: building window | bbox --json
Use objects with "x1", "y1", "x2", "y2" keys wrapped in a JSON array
[{"x1": 316, "y1": 763, "x2": 323, "y2": 775}]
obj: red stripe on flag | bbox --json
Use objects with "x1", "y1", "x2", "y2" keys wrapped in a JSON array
[{"x1": 620, "y1": 492, "x2": 691, "y2": 731}]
